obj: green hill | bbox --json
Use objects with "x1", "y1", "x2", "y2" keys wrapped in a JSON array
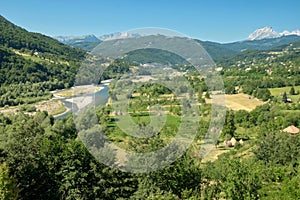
[
  {"x1": 0, "y1": 15, "x2": 85, "y2": 61},
  {"x1": 65, "y1": 35, "x2": 300, "y2": 62},
  {"x1": 0, "y1": 15, "x2": 86, "y2": 85},
  {"x1": 196, "y1": 40, "x2": 238, "y2": 59},
  {"x1": 121, "y1": 48, "x2": 188, "y2": 65},
  {"x1": 70, "y1": 41, "x2": 101, "y2": 51},
  {"x1": 224, "y1": 35, "x2": 300, "y2": 52},
  {"x1": 217, "y1": 40, "x2": 300, "y2": 68},
  {"x1": 0, "y1": 15, "x2": 86, "y2": 106}
]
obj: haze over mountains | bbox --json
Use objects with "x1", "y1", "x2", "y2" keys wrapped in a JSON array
[
  {"x1": 1, "y1": 13, "x2": 300, "y2": 65},
  {"x1": 55, "y1": 26, "x2": 300, "y2": 45},
  {"x1": 54, "y1": 32, "x2": 142, "y2": 44},
  {"x1": 54, "y1": 27, "x2": 300, "y2": 60},
  {"x1": 55, "y1": 34, "x2": 101, "y2": 44}
]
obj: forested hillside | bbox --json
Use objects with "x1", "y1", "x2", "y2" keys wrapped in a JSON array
[
  {"x1": 0, "y1": 15, "x2": 85, "y2": 61},
  {"x1": 217, "y1": 40, "x2": 300, "y2": 67},
  {"x1": 0, "y1": 15, "x2": 86, "y2": 106}
]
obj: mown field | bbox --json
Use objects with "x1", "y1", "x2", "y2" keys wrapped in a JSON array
[{"x1": 225, "y1": 93, "x2": 264, "y2": 111}]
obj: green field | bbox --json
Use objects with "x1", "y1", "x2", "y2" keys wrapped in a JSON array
[{"x1": 269, "y1": 86, "x2": 300, "y2": 102}]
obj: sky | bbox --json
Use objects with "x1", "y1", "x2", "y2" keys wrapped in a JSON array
[{"x1": 1, "y1": 0, "x2": 300, "y2": 43}]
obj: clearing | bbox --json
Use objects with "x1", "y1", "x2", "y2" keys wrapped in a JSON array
[
  {"x1": 0, "y1": 100, "x2": 66, "y2": 116},
  {"x1": 269, "y1": 86, "x2": 300, "y2": 102},
  {"x1": 225, "y1": 93, "x2": 264, "y2": 111},
  {"x1": 205, "y1": 93, "x2": 263, "y2": 111}
]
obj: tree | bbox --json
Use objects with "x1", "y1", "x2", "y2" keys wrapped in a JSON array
[
  {"x1": 282, "y1": 91, "x2": 288, "y2": 103},
  {"x1": 0, "y1": 163, "x2": 19, "y2": 200},
  {"x1": 290, "y1": 86, "x2": 295, "y2": 95},
  {"x1": 222, "y1": 110, "x2": 236, "y2": 140},
  {"x1": 205, "y1": 92, "x2": 210, "y2": 99},
  {"x1": 253, "y1": 88, "x2": 271, "y2": 101},
  {"x1": 225, "y1": 85, "x2": 236, "y2": 94},
  {"x1": 130, "y1": 153, "x2": 202, "y2": 199},
  {"x1": 203, "y1": 157, "x2": 262, "y2": 200},
  {"x1": 3, "y1": 113, "x2": 61, "y2": 200},
  {"x1": 254, "y1": 131, "x2": 300, "y2": 165}
]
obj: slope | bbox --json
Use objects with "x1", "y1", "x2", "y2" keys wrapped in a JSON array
[
  {"x1": 0, "y1": 15, "x2": 85, "y2": 61},
  {"x1": 0, "y1": 15, "x2": 86, "y2": 106}
]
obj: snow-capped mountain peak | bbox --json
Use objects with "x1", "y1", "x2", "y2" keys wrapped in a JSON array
[
  {"x1": 54, "y1": 34, "x2": 101, "y2": 44},
  {"x1": 98, "y1": 32, "x2": 141, "y2": 41},
  {"x1": 280, "y1": 30, "x2": 300, "y2": 36},
  {"x1": 248, "y1": 27, "x2": 280, "y2": 40}
]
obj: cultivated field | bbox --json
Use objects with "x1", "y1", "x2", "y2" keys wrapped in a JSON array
[{"x1": 225, "y1": 93, "x2": 264, "y2": 111}]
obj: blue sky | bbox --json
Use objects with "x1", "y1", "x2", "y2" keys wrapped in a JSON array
[{"x1": 1, "y1": 0, "x2": 299, "y2": 43}]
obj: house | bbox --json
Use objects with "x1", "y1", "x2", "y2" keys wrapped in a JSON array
[{"x1": 283, "y1": 125, "x2": 299, "y2": 134}]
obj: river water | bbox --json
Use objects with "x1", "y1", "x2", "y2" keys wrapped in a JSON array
[{"x1": 54, "y1": 84, "x2": 110, "y2": 119}]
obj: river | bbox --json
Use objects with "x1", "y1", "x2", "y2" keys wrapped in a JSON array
[{"x1": 54, "y1": 82, "x2": 110, "y2": 119}]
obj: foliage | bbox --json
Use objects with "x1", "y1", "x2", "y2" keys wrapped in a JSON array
[
  {"x1": 0, "y1": 15, "x2": 85, "y2": 61},
  {"x1": 122, "y1": 48, "x2": 188, "y2": 65},
  {"x1": 222, "y1": 110, "x2": 236, "y2": 139},
  {"x1": 0, "y1": 163, "x2": 19, "y2": 200},
  {"x1": 203, "y1": 156, "x2": 262, "y2": 200},
  {"x1": 282, "y1": 91, "x2": 288, "y2": 103},
  {"x1": 253, "y1": 88, "x2": 271, "y2": 101},
  {"x1": 290, "y1": 86, "x2": 296, "y2": 95},
  {"x1": 255, "y1": 131, "x2": 300, "y2": 166},
  {"x1": 0, "y1": 16, "x2": 86, "y2": 107}
]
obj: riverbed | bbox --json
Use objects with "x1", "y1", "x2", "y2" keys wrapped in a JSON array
[{"x1": 54, "y1": 81, "x2": 112, "y2": 119}]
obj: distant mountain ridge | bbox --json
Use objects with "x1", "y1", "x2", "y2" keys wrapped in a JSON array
[
  {"x1": 54, "y1": 28, "x2": 300, "y2": 60},
  {"x1": 54, "y1": 34, "x2": 101, "y2": 44},
  {"x1": 248, "y1": 27, "x2": 300, "y2": 40},
  {"x1": 55, "y1": 32, "x2": 141, "y2": 45},
  {"x1": 224, "y1": 35, "x2": 300, "y2": 52},
  {"x1": 55, "y1": 32, "x2": 142, "y2": 51},
  {"x1": 216, "y1": 39, "x2": 300, "y2": 68},
  {"x1": 98, "y1": 32, "x2": 141, "y2": 41}
]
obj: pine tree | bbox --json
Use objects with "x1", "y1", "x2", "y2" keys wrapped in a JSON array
[
  {"x1": 290, "y1": 86, "x2": 295, "y2": 95},
  {"x1": 282, "y1": 91, "x2": 288, "y2": 103}
]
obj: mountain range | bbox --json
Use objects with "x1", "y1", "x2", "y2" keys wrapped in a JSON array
[
  {"x1": 54, "y1": 27, "x2": 300, "y2": 59},
  {"x1": 1, "y1": 13, "x2": 300, "y2": 68},
  {"x1": 54, "y1": 34, "x2": 101, "y2": 44},
  {"x1": 55, "y1": 26, "x2": 300, "y2": 45}
]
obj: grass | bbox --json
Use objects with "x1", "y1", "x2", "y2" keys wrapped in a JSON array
[
  {"x1": 0, "y1": 99, "x2": 66, "y2": 116},
  {"x1": 49, "y1": 100, "x2": 67, "y2": 116},
  {"x1": 200, "y1": 145, "x2": 230, "y2": 163},
  {"x1": 205, "y1": 93, "x2": 264, "y2": 111},
  {"x1": 225, "y1": 93, "x2": 264, "y2": 111},
  {"x1": 35, "y1": 99, "x2": 66, "y2": 115},
  {"x1": 13, "y1": 49, "x2": 70, "y2": 66},
  {"x1": 280, "y1": 110, "x2": 300, "y2": 116},
  {"x1": 54, "y1": 88, "x2": 74, "y2": 98},
  {"x1": 269, "y1": 86, "x2": 300, "y2": 102},
  {"x1": 22, "y1": 54, "x2": 47, "y2": 63}
]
